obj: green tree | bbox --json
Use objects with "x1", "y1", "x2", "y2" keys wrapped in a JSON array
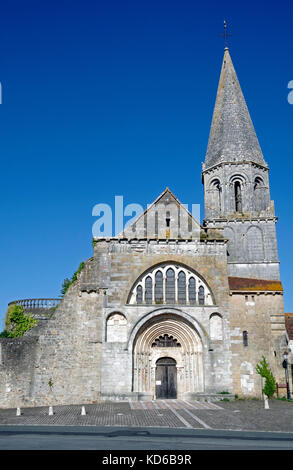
[{"x1": 256, "y1": 356, "x2": 276, "y2": 398}]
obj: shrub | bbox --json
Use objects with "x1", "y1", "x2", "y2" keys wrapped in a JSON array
[
  {"x1": 48, "y1": 378, "x2": 53, "y2": 390},
  {"x1": 0, "y1": 304, "x2": 38, "y2": 338},
  {"x1": 0, "y1": 330, "x2": 9, "y2": 338},
  {"x1": 60, "y1": 278, "x2": 71, "y2": 297},
  {"x1": 60, "y1": 262, "x2": 85, "y2": 297},
  {"x1": 256, "y1": 356, "x2": 276, "y2": 398}
]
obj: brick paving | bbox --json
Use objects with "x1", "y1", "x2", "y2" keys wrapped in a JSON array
[{"x1": 0, "y1": 399, "x2": 293, "y2": 433}]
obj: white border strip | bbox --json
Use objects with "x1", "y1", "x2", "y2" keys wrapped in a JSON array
[
  {"x1": 162, "y1": 400, "x2": 192, "y2": 428},
  {"x1": 175, "y1": 401, "x2": 211, "y2": 429},
  {"x1": 183, "y1": 399, "x2": 223, "y2": 411}
]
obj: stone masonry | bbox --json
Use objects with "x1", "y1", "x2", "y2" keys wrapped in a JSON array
[{"x1": 0, "y1": 46, "x2": 289, "y2": 408}]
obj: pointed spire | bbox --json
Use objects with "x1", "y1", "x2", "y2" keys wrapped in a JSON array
[{"x1": 204, "y1": 48, "x2": 267, "y2": 170}]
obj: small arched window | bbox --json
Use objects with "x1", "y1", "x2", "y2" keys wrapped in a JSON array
[
  {"x1": 106, "y1": 313, "x2": 127, "y2": 342},
  {"x1": 166, "y1": 268, "x2": 175, "y2": 303},
  {"x1": 166, "y1": 210, "x2": 171, "y2": 228},
  {"x1": 188, "y1": 277, "x2": 196, "y2": 305},
  {"x1": 234, "y1": 181, "x2": 242, "y2": 212},
  {"x1": 136, "y1": 285, "x2": 143, "y2": 304},
  {"x1": 214, "y1": 179, "x2": 222, "y2": 213},
  {"x1": 210, "y1": 314, "x2": 223, "y2": 340},
  {"x1": 178, "y1": 271, "x2": 186, "y2": 305},
  {"x1": 216, "y1": 181, "x2": 222, "y2": 213},
  {"x1": 210, "y1": 179, "x2": 222, "y2": 216},
  {"x1": 254, "y1": 177, "x2": 263, "y2": 190},
  {"x1": 155, "y1": 271, "x2": 163, "y2": 303},
  {"x1": 145, "y1": 276, "x2": 153, "y2": 304},
  {"x1": 198, "y1": 286, "x2": 205, "y2": 305},
  {"x1": 243, "y1": 331, "x2": 248, "y2": 347},
  {"x1": 254, "y1": 177, "x2": 265, "y2": 212}
]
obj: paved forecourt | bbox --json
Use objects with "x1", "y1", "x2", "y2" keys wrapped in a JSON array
[{"x1": 0, "y1": 399, "x2": 293, "y2": 433}]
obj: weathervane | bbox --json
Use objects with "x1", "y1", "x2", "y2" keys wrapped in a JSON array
[{"x1": 220, "y1": 20, "x2": 232, "y2": 49}]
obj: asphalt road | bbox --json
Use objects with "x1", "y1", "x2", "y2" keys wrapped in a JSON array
[{"x1": 0, "y1": 425, "x2": 293, "y2": 450}]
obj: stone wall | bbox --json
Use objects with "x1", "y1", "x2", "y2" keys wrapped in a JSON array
[
  {"x1": 0, "y1": 233, "x2": 287, "y2": 407},
  {"x1": 93, "y1": 238, "x2": 234, "y2": 400},
  {"x1": 203, "y1": 162, "x2": 273, "y2": 220},
  {"x1": 204, "y1": 218, "x2": 280, "y2": 280},
  {"x1": 0, "y1": 336, "x2": 38, "y2": 408},
  {"x1": 202, "y1": 158, "x2": 280, "y2": 281},
  {"x1": 229, "y1": 292, "x2": 287, "y2": 397},
  {"x1": 0, "y1": 282, "x2": 103, "y2": 408},
  {"x1": 0, "y1": 236, "x2": 236, "y2": 407}
]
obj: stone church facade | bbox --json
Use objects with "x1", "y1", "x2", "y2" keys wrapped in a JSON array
[{"x1": 0, "y1": 47, "x2": 288, "y2": 407}]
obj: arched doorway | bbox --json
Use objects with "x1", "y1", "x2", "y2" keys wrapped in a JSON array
[
  {"x1": 132, "y1": 313, "x2": 204, "y2": 399},
  {"x1": 155, "y1": 357, "x2": 177, "y2": 399}
]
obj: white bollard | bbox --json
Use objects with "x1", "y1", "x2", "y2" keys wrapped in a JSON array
[
  {"x1": 48, "y1": 406, "x2": 54, "y2": 416},
  {"x1": 16, "y1": 407, "x2": 21, "y2": 416},
  {"x1": 81, "y1": 406, "x2": 86, "y2": 416},
  {"x1": 262, "y1": 378, "x2": 270, "y2": 409}
]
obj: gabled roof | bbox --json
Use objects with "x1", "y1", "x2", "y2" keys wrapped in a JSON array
[
  {"x1": 142, "y1": 187, "x2": 188, "y2": 212},
  {"x1": 115, "y1": 187, "x2": 201, "y2": 239},
  {"x1": 228, "y1": 277, "x2": 283, "y2": 292},
  {"x1": 204, "y1": 48, "x2": 267, "y2": 170}
]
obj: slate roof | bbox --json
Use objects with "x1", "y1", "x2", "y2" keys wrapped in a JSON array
[
  {"x1": 204, "y1": 48, "x2": 267, "y2": 170},
  {"x1": 228, "y1": 277, "x2": 283, "y2": 292}
]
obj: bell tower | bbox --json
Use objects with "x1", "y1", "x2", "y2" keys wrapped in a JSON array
[{"x1": 202, "y1": 47, "x2": 280, "y2": 280}]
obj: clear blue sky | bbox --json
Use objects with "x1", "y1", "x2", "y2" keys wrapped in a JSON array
[{"x1": 0, "y1": 0, "x2": 292, "y2": 327}]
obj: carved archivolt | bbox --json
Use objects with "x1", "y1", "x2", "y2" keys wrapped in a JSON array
[{"x1": 133, "y1": 314, "x2": 204, "y2": 395}]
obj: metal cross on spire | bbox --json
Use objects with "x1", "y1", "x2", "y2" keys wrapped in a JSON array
[{"x1": 220, "y1": 20, "x2": 232, "y2": 49}]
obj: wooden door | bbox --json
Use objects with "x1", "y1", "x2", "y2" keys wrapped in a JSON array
[{"x1": 155, "y1": 357, "x2": 177, "y2": 399}]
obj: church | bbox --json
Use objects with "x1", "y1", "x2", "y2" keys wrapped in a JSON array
[{"x1": 0, "y1": 46, "x2": 288, "y2": 407}]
